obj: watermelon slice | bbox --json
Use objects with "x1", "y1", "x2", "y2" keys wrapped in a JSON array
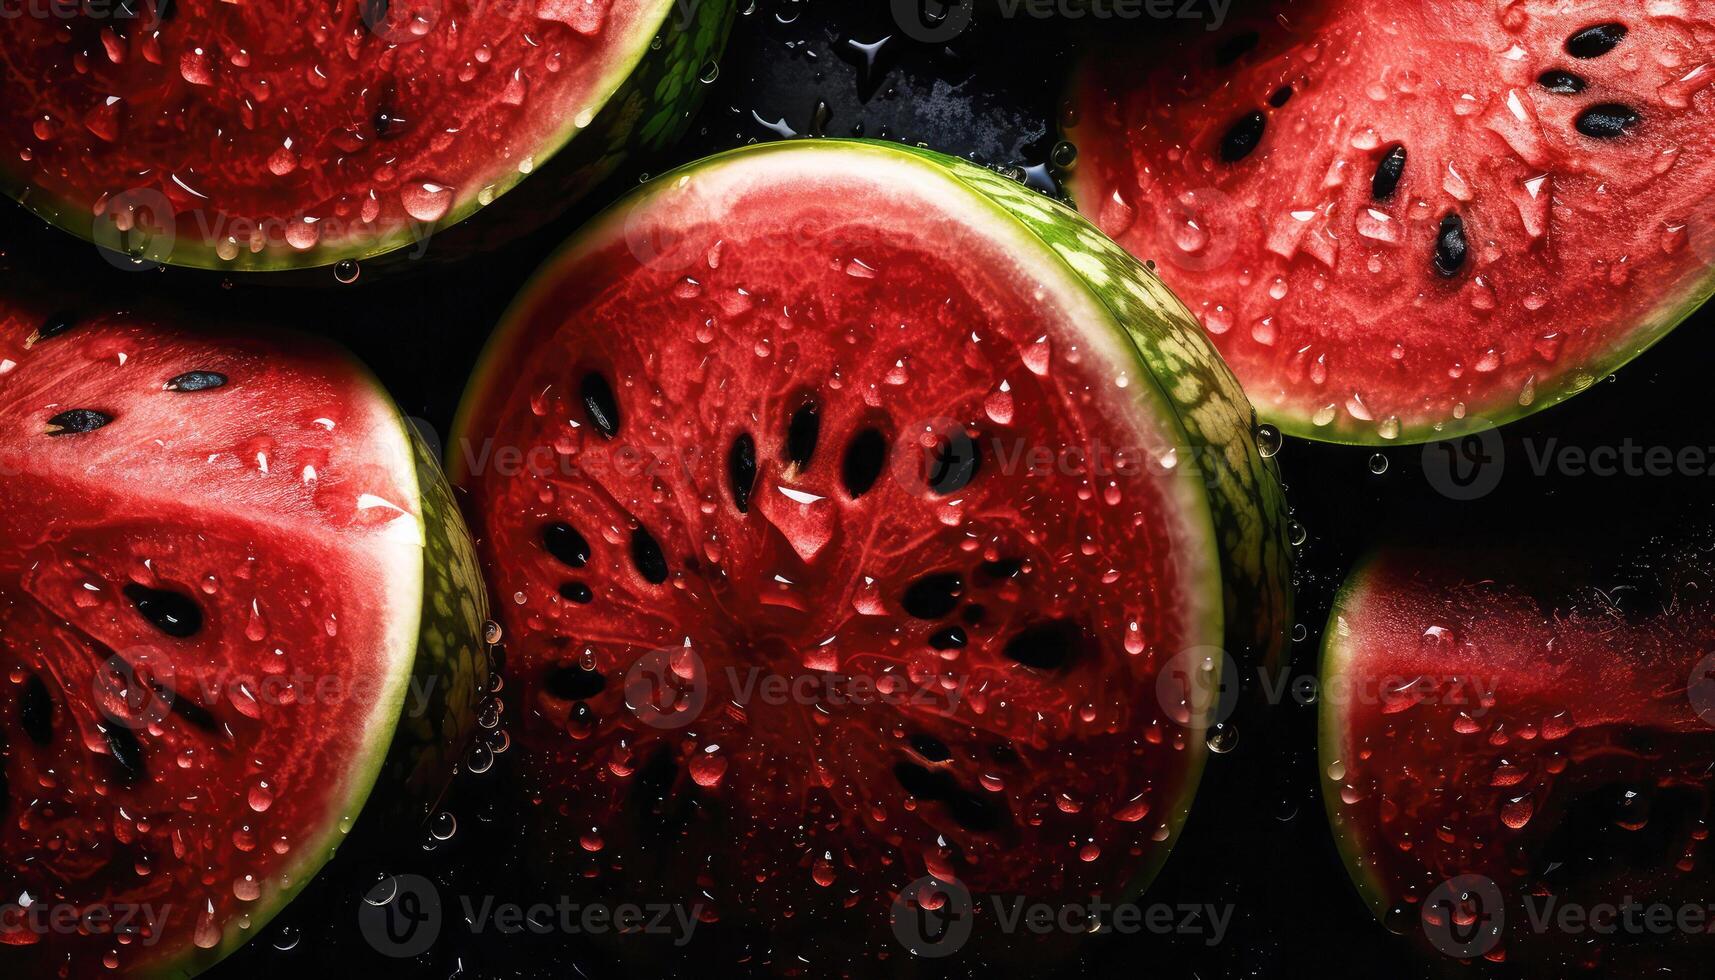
[
  {"x1": 452, "y1": 138, "x2": 1290, "y2": 968},
  {"x1": 0, "y1": 0, "x2": 733, "y2": 271},
  {"x1": 1321, "y1": 548, "x2": 1715, "y2": 970},
  {"x1": 1068, "y1": 1, "x2": 1715, "y2": 444},
  {"x1": 0, "y1": 295, "x2": 488, "y2": 976}
]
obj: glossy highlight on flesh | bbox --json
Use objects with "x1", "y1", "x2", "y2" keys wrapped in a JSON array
[
  {"x1": 453, "y1": 139, "x2": 1289, "y2": 968},
  {"x1": 1070, "y1": 0, "x2": 1715, "y2": 443}
]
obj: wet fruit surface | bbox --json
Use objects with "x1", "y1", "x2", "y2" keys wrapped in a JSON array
[
  {"x1": 1322, "y1": 546, "x2": 1715, "y2": 972},
  {"x1": 0, "y1": 0, "x2": 720, "y2": 268},
  {"x1": 0, "y1": 298, "x2": 459, "y2": 976},
  {"x1": 1070, "y1": 0, "x2": 1715, "y2": 442},
  {"x1": 452, "y1": 139, "x2": 1282, "y2": 971},
  {"x1": 4, "y1": 1, "x2": 1715, "y2": 977}
]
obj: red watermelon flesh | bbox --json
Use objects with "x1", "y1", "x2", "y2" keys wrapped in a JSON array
[
  {"x1": 454, "y1": 139, "x2": 1288, "y2": 967},
  {"x1": 0, "y1": 0, "x2": 704, "y2": 270},
  {"x1": 1322, "y1": 549, "x2": 1715, "y2": 970},
  {"x1": 0, "y1": 300, "x2": 477, "y2": 976},
  {"x1": 1070, "y1": 0, "x2": 1715, "y2": 443}
]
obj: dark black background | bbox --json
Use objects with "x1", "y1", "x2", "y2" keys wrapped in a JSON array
[{"x1": 6, "y1": 1, "x2": 1711, "y2": 976}]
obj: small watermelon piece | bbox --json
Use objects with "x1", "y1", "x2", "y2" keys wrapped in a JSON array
[
  {"x1": 453, "y1": 139, "x2": 1290, "y2": 967},
  {"x1": 1321, "y1": 549, "x2": 1715, "y2": 970},
  {"x1": 0, "y1": 297, "x2": 488, "y2": 976},
  {"x1": 0, "y1": 0, "x2": 733, "y2": 271},
  {"x1": 1068, "y1": 1, "x2": 1715, "y2": 444}
]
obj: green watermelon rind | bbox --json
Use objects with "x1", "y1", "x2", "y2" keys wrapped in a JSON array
[
  {"x1": 0, "y1": 0, "x2": 733, "y2": 273},
  {"x1": 941, "y1": 147, "x2": 1294, "y2": 675},
  {"x1": 451, "y1": 137, "x2": 1291, "y2": 904},
  {"x1": 1316, "y1": 554, "x2": 1397, "y2": 924},
  {"x1": 1061, "y1": 67, "x2": 1715, "y2": 449},
  {"x1": 150, "y1": 386, "x2": 488, "y2": 979}
]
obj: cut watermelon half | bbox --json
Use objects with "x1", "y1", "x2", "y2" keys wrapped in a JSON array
[
  {"x1": 1321, "y1": 549, "x2": 1715, "y2": 970},
  {"x1": 1068, "y1": 1, "x2": 1715, "y2": 444},
  {"x1": 0, "y1": 296, "x2": 488, "y2": 977},
  {"x1": 0, "y1": 0, "x2": 732, "y2": 272},
  {"x1": 453, "y1": 139, "x2": 1290, "y2": 968}
]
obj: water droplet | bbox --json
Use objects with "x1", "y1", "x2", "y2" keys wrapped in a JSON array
[
  {"x1": 401, "y1": 180, "x2": 454, "y2": 222},
  {"x1": 429, "y1": 811, "x2": 457, "y2": 841},
  {"x1": 1206, "y1": 723, "x2": 1239, "y2": 754},
  {"x1": 1255, "y1": 424, "x2": 1282, "y2": 458}
]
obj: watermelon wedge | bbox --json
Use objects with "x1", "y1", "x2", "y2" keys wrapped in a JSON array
[
  {"x1": 0, "y1": 0, "x2": 733, "y2": 271},
  {"x1": 452, "y1": 138, "x2": 1290, "y2": 969},
  {"x1": 1321, "y1": 547, "x2": 1715, "y2": 970},
  {"x1": 0, "y1": 295, "x2": 488, "y2": 977},
  {"x1": 1068, "y1": 1, "x2": 1715, "y2": 444}
]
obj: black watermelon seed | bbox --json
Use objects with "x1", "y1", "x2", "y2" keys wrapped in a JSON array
[
  {"x1": 47, "y1": 409, "x2": 112, "y2": 435},
  {"x1": 162, "y1": 686, "x2": 221, "y2": 734},
  {"x1": 362, "y1": 0, "x2": 389, "y2": 29},
  {"x1": 908, "y1": 733, "x2": 953, "y2": 763},
  {"x1": 1269, "y1": 85, "x2": 1293, "y2": 107},
  {"x1": 1537, "y1": 70, "x2": 1587, "y2": 94},
  {"x1": 1575, "y1": 103, "x2": 1640, "y2": 139},
  {"x1": 961, "y1": 604, "x2": 987, "y2": 626},
  {"x1": 544, "y1": 664, "x2": 606, "y2": 701},
  {"x1": 373, "y1": 107, "x2": 408, "y2": 139},
  {"x1": 893, "y1": 761, "x2": 952, "y2": 799},
  {"x1": 542, "y1": 522, "x2": 591, "y2": 569},
  {"x1": 19, "y1": 674, "x2": 53, "y2": 746},
  {"x1": 558, "y1": 581, "x2": 594, "y2": 604},
  {"x1": 31, "y1": 313, "x2": 75, "y2": 345},
  {"x1": 1433, "y1": 213, "x2": 1468, "y2": 278},
  {"x1": 630, "y1": 526, "x2": 669, "y2": 584},
  {"x1": 1566, "y1": 23, "x2": 1627, "y2": 59},
  {"x1": 902, "y1": 572, "x2": 963, "y2": 620},
  {"x1": 785, "y1": 401, "x2": 820, "y2": 469},
  {"x1": 929, "y1": 626, "x2": 968, "y2": 650},
  {"x1": 1003, "y1": 620, "x2": 1090, "y2": 670},
  {"x1": 841, "y1": 427, "x2": 887, "y2": 499},
  {"x1": 580, "y1": 372, "x2": 620, "y2": 439},
  {"x1": 728, "y1": 434, "x2": 757, "y2": 513},
  {"x1": 947, "y1": 789, "x2": 1008, "y2": 832},
  {"x1": 1214, "y1": 30, "x2": 1259, "y2": 66},
  {"x1": 100, "y1": 721, "x2": 145, "y2": 781},
  {"x1": 926, "y1": 430, "x2": 981, "y2": 495},
  {"x1": 1219, "y1": 111, "x2": 1267, "y2": 163},
  {"x1": 164, "y1": 371, "x2": 227, "y2": 392},
  {"x1": 1371, "y1": 144, "x2": 1407, "y2": 200},
  {"x1": 123, "y1": 584, "x2": 203, "y2": 638}
]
